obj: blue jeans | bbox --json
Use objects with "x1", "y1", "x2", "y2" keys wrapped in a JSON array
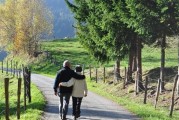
[{"x1": 58, "y1": 93, "x2": 71, "y2": 116}]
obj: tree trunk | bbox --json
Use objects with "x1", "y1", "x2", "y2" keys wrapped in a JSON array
[
  {"x1": 132, "y1": 49, "x2": 137, "y2": 72},
  {"x1": 127, "y1": 39, "x2": 136, "y2": 84},
  {"x1": 177, "y1": 37, "x2": 179, "y2": 96},
  {"x1": 136, "y1": 38, "x2": 144, "y2": 91},
  {"x1": 160, "y1": 34, "x2": 166, "y2": 92},
  {"x1": 177, "y1": 65, "x2": 179, "y2": 96},
  {"x1": 114, "y1": 58, "x2": 121, "y2": 83}
]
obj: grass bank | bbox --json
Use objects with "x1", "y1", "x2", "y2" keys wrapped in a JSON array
[
  {"x1": 0, "y1": 74, "x2": 45, "y2": 120},
  {"x1": 87, "y1": 78, "x2": 179, "y2": 120}
]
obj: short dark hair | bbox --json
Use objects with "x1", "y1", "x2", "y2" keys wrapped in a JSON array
[{"x1": 75, "y1": 65, "x2": 82, "y2": 72}]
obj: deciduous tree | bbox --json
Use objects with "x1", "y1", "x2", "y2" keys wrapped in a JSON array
[{"x1": 0, "y1": 0, "x2": 53, "y2": 56}]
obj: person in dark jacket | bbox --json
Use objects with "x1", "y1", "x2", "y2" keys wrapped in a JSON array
[{"x1": 53, "y1": 60, "x2": 85, "y2": 120}]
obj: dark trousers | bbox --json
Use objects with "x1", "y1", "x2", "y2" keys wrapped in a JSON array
[
  {"x1": 72, "y1": 96, "x2": 83, "y2": 116},
  {"x1": 58, "y1": 93, "x2": 71, "y2": 117}
]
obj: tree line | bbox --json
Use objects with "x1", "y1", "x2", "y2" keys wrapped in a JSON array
[
  {"x1": 0, "y1": 0, "x2": 53, "y2": 56},
  {"x1": 65, "y1": 0, "x2": 179, "y2": 92}
]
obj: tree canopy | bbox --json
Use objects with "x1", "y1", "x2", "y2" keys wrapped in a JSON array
[{"x1": 65, "y1": 0, "x2": 137, "y2": 63}]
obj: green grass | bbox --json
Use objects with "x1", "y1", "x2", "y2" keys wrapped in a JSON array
[
  {"x1": 32, "y1": 39, "x2": 178, "y2": 78},
  {"x1": 87, "y1": 78, "x2": 179, "y2": 120},
  {"x1": 33, "y1": 39, "x2": 105, "y2": 76},
  {"x1": 142, "y1": 45, "x2": 177, "y2": 70},
  {"x1": 0, "y1": 75, "x2": 45, "y2": 120},
  {"x1": 42, "y1": 39, "x2": 95, "y2": 65}
]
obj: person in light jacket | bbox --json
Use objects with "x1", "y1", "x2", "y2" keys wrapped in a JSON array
[
  {"x1": 53, "y1": 60, "x2": 85, "y2": 120},
  {"x1": 59, "y1": 65, "x2": 88, "y2": 120}
]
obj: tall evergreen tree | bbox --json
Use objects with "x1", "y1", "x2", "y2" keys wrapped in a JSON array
[
  {"x1": 117, "y1": 0, "x2": 179, "y2": 92},
  {"x1": 65, "y1": 0, "x2": 137, "y2": 82}
]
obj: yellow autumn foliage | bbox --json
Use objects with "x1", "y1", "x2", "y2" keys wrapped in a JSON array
[{"x1": 0, "y1": 0, "x2": 53, "y2": 55}]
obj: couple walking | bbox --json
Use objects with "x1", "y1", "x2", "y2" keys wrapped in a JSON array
[{"x1": 53, "y1": 60, "x2": 88, "y2": 120}]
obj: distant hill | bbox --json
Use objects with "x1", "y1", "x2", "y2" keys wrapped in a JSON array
[
  {"x1": 44, "y1": 0, "x2": 75, "y2": 39},
  {"x1": 0, "y1": 0, "x2": 4, "y2": 3}
]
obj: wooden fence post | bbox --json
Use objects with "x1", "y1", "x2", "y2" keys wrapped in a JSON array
[
  {"x1": 103, "y1": 67, "x2": 105, "y2": 83},
  {"x1": 17, "y1": 78, "x2": 22, "y2": 119},
  {"x1": 28, "y1": 70, "x2": 31, "y2": 103},
  {"x1": 82, "y1": 64, "x2": 85, "y2": 75},
  {"x1": 19, "y1": 70, "x2": 21, "y2": 78},
  {"x1": 6, "y1": 60, "x2": 8, "y2": 75},
  {"x1": 95, "y1": 68, "x2": 97, "y2": 83},
  {"x1": 169, "y1": 75, "x2": 178, "y2": 117},
  {"x1": 113, "y1": 65, "x2": 115, "y2": 83},
  {"x1": 16, "y1": 62, "x2": 18, "y2": 78},
  {"x1": 177, "y1": 66, "x2": 179, "y2": 96},
  {"x1": 144, "y1": 76, "x2": 148, "y2": 104},
  {"x1": 4, "y1": 78, "x2": 9, "y2": 120},
  {"x1": 2, "y1": 60, "x2": 3, "y2": 73},
  {"x1": 23, "y1": 67, "x2": 26, "y2": 110},
  {"x1": 135, "y1": 71, "x2": 139, "y2": 95},
  {"x1": 89, "y1": 65, "x2": 91, "y2": 80},
  {"x1": 11, "y1": 60, "x2": 12, "y2": 75},
  {"x1": 126, "y1": 67, "x2": 130, "y2": 84},
  {"x1": 13, "y1": 61, "x2": 15, "y2": 77},
  {"x1": 155, "y1": 78, "x2": 161, "y2": 109},
  {"x1": 123, "y1": 67, "x2": 126, "y2": 89}
]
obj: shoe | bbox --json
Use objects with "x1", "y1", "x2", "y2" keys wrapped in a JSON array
[
  {"x1": 59, "y1": 114, "x2": 62, "y2": 119},
  {"x1": 62, "y1": 115, "x2": 66, "y2": 120},
  {"x1": 73, "y1": 116, "x2": 77, "y2": 120},
  {"x1": 75, "y1": 114, "x2": 80, "y2": 118}
]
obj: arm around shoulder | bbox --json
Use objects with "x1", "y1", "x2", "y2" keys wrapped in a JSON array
[
  {"x1": 59, "y1": 78, "x2": 75, "y2": 87},
  {"x1": 72, "y1": 71, "x2": 85, "y2": 80}
]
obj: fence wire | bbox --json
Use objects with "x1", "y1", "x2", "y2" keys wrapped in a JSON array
[
  {"x1": 87, "y1": 65, "x2": 179, "y2": 108},
  {"x1": 0, "y1": 77, "x2": 5, "y2": 117}
]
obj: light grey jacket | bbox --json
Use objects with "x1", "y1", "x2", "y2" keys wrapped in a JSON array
[{"x1": 60, "y1": 72, "x2": 88, "y2": 97}]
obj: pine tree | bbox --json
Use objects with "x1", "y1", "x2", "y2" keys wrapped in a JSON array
[
  {"x1": 65, "y1": 0, "x2": 138, "y2": 82},
  {"x1": 118, "y1": 0, "x2": 179, "y2": 92}
]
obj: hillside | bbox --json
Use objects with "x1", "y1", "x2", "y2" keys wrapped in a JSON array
[
  {"x1": 44, "y1": 0, "x2": 75, "y2": 39},
  {"x1": 33, "y1": 38, "x2": 178, "y2": 74},
  {"x1": 32, "y1": 39, "x2": 100, "y2": 75}
]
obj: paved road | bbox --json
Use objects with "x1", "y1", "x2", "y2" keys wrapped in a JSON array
[{"x1": 31, "y1": 74, "x2": 140, "y2": 120}]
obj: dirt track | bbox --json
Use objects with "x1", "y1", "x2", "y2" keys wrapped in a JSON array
[{"x1": 31, "y1": 73, "x2": 140, "y2": 120}]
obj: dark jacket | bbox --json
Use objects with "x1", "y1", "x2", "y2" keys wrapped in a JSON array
[{"x1": 53, "y1": 66, "x2": 85, "y2": 93}]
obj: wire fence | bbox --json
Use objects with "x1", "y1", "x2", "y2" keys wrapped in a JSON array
[
  {"x1": 0, "y1": 60, "x2": 31, "y2": 120},
  {"x1": 84, "y1": 65, "x2": 179, "y2": 117},
  {"x1": 1, "y1": 58, "x2": 178, "y2": 118}
]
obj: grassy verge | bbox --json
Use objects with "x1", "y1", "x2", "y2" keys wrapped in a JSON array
[
  {"x1": 87, "y1": 78, "x2": 179, "y2": 120},
  {"x1": 0, "y1": 75, "x2": 45, "y2": 120}
]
